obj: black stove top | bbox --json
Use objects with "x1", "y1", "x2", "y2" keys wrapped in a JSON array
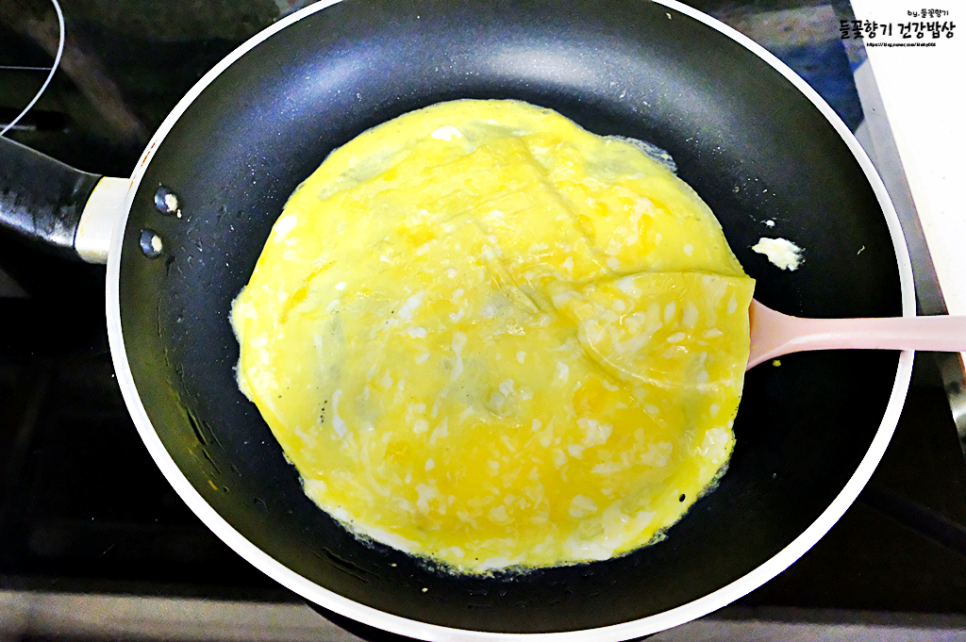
[{"x1": 2, "y1": 0, "x2": 966, "y2": 637}]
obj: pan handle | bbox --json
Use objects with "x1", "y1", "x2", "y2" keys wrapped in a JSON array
[{"x1": 0, "y1": 136, "x2": 126, "y2": 264}]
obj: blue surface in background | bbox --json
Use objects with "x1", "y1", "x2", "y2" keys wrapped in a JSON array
[{"x1": 767, "y1": 40, "x2": 865, "y2": 132}]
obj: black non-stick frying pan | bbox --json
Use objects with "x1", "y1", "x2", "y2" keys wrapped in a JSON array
[{"x1": 0, "y1": 0, "x2": 915, "y2": 639}]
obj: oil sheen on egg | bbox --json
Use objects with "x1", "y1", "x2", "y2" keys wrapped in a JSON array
[{"x1": 231, "y1": 99, "x2": 755, "y2": 574}]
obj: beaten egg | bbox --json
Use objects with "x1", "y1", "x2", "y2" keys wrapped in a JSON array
[{"x1": 231, "y1": 99, "x2": 755, "y2": 574}]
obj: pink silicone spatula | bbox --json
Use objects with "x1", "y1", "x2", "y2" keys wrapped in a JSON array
[{"x1": 747, "y1": 299, "x2": 966, "y2": 370}]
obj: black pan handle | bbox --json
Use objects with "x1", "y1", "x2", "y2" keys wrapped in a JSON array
[{"x1": 0, "y1": 135, "x2": 102, "y2": 261}]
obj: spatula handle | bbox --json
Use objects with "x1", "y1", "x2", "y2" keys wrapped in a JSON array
[
  {"x1": 777, "y1": 314, "x2": 966, "y2": 353},
  {"x1": 748, "y1": 299, "x2": 966, "y2": 369}
]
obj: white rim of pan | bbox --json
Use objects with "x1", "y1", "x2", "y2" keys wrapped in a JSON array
[{"x1": 106, "y1": 1, "x2": 916, "y2": 640}]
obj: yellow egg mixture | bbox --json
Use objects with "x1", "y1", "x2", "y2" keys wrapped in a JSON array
[{"x1": 231, "y1": 99, "x2": 755, "y2": 574}]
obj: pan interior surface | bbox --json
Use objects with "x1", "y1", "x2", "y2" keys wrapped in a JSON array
[{"x1": 114, "y1": 0, "x2": 905, "y2": 636}]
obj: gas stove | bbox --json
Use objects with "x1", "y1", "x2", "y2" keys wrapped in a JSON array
[{"x1": 2, "y1": 1, "x2": 965, "y2": 639}]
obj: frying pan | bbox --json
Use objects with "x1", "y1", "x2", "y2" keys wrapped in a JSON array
[{"x1": 0, "y1": 0, "x2": 914, "y2": 639}]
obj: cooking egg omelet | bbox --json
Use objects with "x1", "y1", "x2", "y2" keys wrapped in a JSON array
[{"x1": 231, "y1": 99, "x2": 755, "y2": 574}]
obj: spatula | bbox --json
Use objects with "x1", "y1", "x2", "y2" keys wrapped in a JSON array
[{"x1": 747, "y1": 299, "x2": 966, "y2": 370}]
